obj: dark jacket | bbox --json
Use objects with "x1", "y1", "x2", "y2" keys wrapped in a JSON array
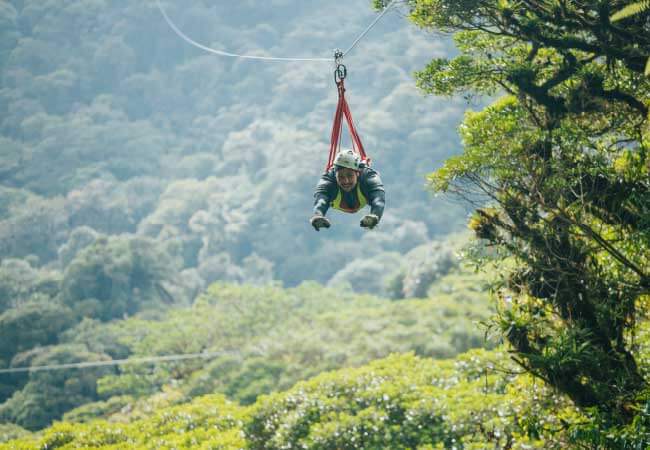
[{"x1": 313, "y1": 166, "x2": 385, "y2": 219}]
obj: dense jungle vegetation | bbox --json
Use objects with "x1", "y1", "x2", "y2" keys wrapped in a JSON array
[
  {"x1": 1, "y1": 0, "x2": 649, "y2": 448},
  {"x1": 0, "y1": 0, "x2": 472, "y2": 439}
]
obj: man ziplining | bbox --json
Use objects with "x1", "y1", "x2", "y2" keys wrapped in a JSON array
[
  {"x1": 156, "y1": 2, "x2": 395, "y2": 234},
  {"x1": 309, "y1": 56, "x2": 385, "y2": 232},
  {"x1": 310, "y1": 149, "x2": 385, "y2": 231}
]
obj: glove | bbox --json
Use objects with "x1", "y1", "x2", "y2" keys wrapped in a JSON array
[
  {"x1": 360, "y1": 214, "x2": 379, "y2": 229},
  {"x1": 310, "y1": 215, "x2": 331, "y2": 232}
]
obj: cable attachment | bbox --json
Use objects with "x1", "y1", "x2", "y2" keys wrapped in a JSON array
[
  {"x1": 333, "y1": 49, "x2": 347, "y2": 84},
  {"x1": 334, "y1": 49, "x2": 343, "y2": 65}
]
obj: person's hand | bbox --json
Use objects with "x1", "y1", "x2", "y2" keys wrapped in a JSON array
[
  {"x1": 310, "y1": 215, "x2": 331, "y2": 231},
  {"x1": 360, "y1": 214, "x2": 379, "y2": 229}
]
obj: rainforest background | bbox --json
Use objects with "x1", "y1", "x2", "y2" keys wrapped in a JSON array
[{"x1": 0, "y1": 0, "x2": 649, "y2": 448}]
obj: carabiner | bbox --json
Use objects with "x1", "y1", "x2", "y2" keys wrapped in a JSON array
[{"x1": 334, "y1": 64, "x2": 347, "y2": 84}]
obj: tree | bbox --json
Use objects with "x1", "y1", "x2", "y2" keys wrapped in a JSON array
[
  {"x1": 395, "y1": 241, "x2": 457, "y2": 299},
  {"x1": 0, "y1": 301, "x2": 74, "y2": 361},
  {"x1": 0, "y1": 259, "x2": 38, "y2": 312},
  {"x1": 0, "y1": 194, "x2": 68, "y2": 263},
  {"x1": 328, "y1": 252, "x2": 403, "y2": 296},
  {"x1": 379, "y1": 0, "x2": 650, "y2": 432},
  {"x1": 0, "y1": 344, "x2": 113, "y2": 430},
  {"x1": 0, "y1": 423, "x2": 30, "y2": 444},
  {"x1": 57, "y1": 226, "x2": 99, "y2": 267},
  {"x1": 61, "y1": 235, "x2": 180, "y2": 321}
]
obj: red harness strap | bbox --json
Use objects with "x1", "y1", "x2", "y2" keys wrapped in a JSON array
[{"x1": 326, "y1": 79, "x2": 370, "y2": 171}]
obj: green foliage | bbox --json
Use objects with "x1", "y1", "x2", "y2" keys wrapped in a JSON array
[
  {"x1": 0, "y1": 301, "x2": 74, "y2": 360},
  {"x1": 248, "y1": 350, "x2": 573, "y2": 449},
  {"x1": 58, "y1": 318, "x2": 132, "y2": 360},
  {"x1": 186, "y1": 355, "x2": 287, "y2": 405},
  {"x1": 327, "y1": 252, "x2": 403, "y2": 296},
  {"x1": 407, "y1": 0, "x2": 650, "y2": 439},
  {"x1": 0, "y1": 259, "x2": 39, "y2": 312},
  {"x1": 2, "y1": 349, "x2": 581, "y2": 448},
  {"x1": 611, "y1": 1, "x2": 650, "y2": 22},
  {"x1": 0, "y1": 423, "x2": 30, "y2": 444},
  {"x1": 65, "y1": 177, "x2": 165, "y2": 236},
  {"x1": 610, "y1": 1, "x2": 650, "y2": 75},
  {"x1": 0, "y1": 344, "x2": 113, "y2": 430},
  {"x1": 394, "y1": 241, "x2": 458, "y2": 299},
  {"x1": 62, "y1": 280, "x2": 491, "y2": 422},
  {"x1": 62, "y1": 395, "x2": 133, "y2": 423},
  {"x1": 57, "y1": 226, "x2": 100, "y2": 267},
  {"x1": 1, "y1": 394, "x2": 247, "y2": 449},
  {"x1": 0, "y1": 194, "x2": 68, "y2": 262},
  {"x1": 416, "y1": 54, "x2": 500, "y2": 97},
  {"x1": 329, "y1": 236, "x2": 466, "y2": 299},
  {"x1": 61, "y1": 235, "x2": 180, "y2": 320},
  {"x1": 0, "y1": 187, "x2": 27, "y2": 222},
  {"x1": 15, "y1": 317, "x2": 649, "y2": 446}
]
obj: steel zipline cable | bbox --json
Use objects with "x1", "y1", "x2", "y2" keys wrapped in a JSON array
[
  {"x1": 156, "y1": 0, "x2": 396, "y2": 62},
  {"x1": 0, "y1": 351, "x2": 246, "y2": 374},
  {"x1": 342, "y1": 2, "x2": 396, "y2": 57}
]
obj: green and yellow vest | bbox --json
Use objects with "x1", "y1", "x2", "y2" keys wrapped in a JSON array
[{"x1": 331, "y1": 183, "x2": 367, "y2": 213}]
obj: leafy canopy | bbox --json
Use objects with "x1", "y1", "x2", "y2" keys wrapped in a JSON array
[{"x1": 378, "y1": 0, "x2": 650, "y2": 436}]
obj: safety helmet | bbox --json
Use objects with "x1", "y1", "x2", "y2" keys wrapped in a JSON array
[{"x1": 333, "y1": 149, "x2": 361, "y2": 171}]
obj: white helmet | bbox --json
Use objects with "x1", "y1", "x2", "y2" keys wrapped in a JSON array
[{"x1": 333, "y1": 149, "x2": 361, "y2": 170}]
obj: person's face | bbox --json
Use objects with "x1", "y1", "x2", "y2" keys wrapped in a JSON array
[{"x1": 336, "y1": 167, "x2": 359, "y2": 192}]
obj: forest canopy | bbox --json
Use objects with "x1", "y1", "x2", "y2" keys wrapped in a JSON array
[
  {"x1": 371, "y1": 0, "x2": 650, "y2": 443},
  {"x1": 0, "y1": 1, "x2": 475, "y2": 429},
  {"x1": 1, "y1": 0, "x2": 649, "y2": 447}
]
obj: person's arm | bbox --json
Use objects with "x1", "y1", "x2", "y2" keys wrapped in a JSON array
[
  {"x1": 362, "y1": 169, "x2": 385, "y2": 220},
  {"x1": 313, "y1": 170, "x2": 337, "y2": 217}
]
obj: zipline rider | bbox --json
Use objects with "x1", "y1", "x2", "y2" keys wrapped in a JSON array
[{"x1": 310, "y1": 149, "x2": 385, "y2": 231}]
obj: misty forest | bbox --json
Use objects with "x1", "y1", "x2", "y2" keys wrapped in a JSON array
[{"x1": 0, "y1": 0, "x2": 649, "y2": 448}]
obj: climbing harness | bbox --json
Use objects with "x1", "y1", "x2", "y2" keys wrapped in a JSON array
[{"x1": 326, "y1": 50, "x2": 370, "y2": 171}]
